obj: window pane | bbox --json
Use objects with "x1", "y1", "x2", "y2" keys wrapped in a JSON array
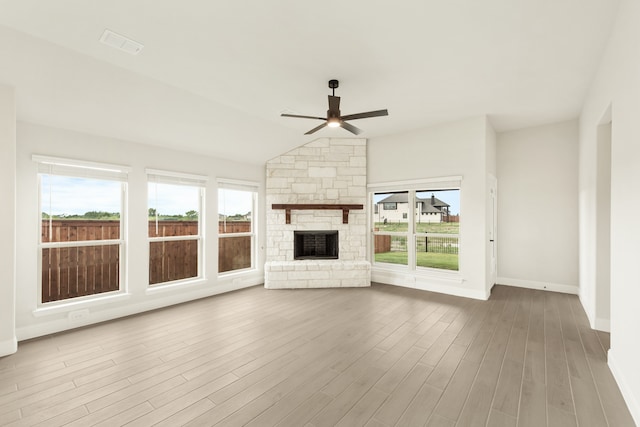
[
  {"x1": 218, "y1": 187, "x2": 255, "y2": 273},
  {"x1": 219, "y1": 236, "x2": 252, "y2": 272},
  {"x1": 373, "y1": 192, "x2": 408, "y2": 232},
  {"x1": 41, "y1": 175, "x2": 121, "y2": 243},
  {"x1": 415, "y1": 235, "x2": 459, "y2": 271},
  {"x1": 148, "y1": 183, "x2": 200, "y2": 237},
  {"x1": 218, "y1": 188, "x2": 253, "y2": 234},
  {"x1": 149, "y1": 240, "x2": 198, "y2": 284},
  {"x1": 40, "y1": 173, "x2": 123, "y2": 303},
  {"x1": 415, "y1": 189, "x2": 460, "y2": 271},
  {"x1": 374, "y1": 235, "x2": 408, "y2": 266},
  {"x1": 415, "y1": 189, "x2": 460, "y2": 234},
  {"x1": 42, "y1": 244, "x2": 119, "y2": 303}
]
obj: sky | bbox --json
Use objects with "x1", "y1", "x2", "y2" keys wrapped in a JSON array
[
  {"x1": 148, "y1": 182, "x2": 199, "y2": 215},
  {"x1": 41, "y1": 175, "x2": 458, "y2": 218},
  {"x1": 41, "y1": 175, "x2": 122, "y2": 216},
  {"x1": 218, "y1": 188, "x2": 253, "y2": 216},
  {"x1": 40, "y1": 175, "x2": 253, "y2": 217}
]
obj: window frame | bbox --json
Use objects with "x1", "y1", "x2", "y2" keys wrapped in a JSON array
[
  {"x1": 34, "y1": 155, "x2": 130, "y2": 306},
  {"x1": 369, "y1": 177, "x2": 462, "y2": 276},
  {"x1": 147, "y1": 168, "x2": 207, "y2": 286},
  {"x1": 217, "y1": 179, "x2": 259, "y2": 275}
]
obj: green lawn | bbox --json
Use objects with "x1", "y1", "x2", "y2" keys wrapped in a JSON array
[
  {"x1": 374, "y1": 251, "x2": 459, "y2": 271},
  {"x1": 374, "y1": 222, "x2": 459, "y2": 234}
]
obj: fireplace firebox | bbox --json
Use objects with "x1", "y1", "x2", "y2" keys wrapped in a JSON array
[{"x1": 294, "y1": 230, "x2": 339, "y2": 260}]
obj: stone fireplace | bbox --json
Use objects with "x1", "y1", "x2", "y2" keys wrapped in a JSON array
[{"x1": 264, "y1": 138, "x2": 371, "y2": 289}]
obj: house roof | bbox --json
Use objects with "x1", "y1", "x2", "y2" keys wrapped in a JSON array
[
  {"x1": 377, "y1": 193, "x2": 450, "y2": 214},
  {"x1": 0, "y1": 1, "x2": 620, "y2": 164},
  {"x1": 378, "y1": 193, "x2": 412, "y2": 204}
]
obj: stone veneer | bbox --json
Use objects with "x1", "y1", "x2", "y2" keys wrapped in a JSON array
[{"x1": 265, "y1": 138, "x2": 371, "y2": 288}]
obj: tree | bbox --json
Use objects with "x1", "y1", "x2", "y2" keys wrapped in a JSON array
[
  {"x1": 148, "y1": 208, "x2": 157, "y2": 217},
  {"x1": 185, "y1": 210, "x2": 198, "y2": 218}
]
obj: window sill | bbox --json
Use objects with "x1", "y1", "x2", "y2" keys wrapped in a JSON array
[
  {"x1": 218, "y1": 267, "x2": 257, "y2": 278},
  {"x1": 33, "y1": 292, "x2": 131, "y2": 317},
  {"x1": 145, "y1": 278, "x2": 207, "y2": 295}
]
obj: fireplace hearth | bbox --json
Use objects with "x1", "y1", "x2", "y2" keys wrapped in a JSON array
[{"x1": 294, "y1": 230, "x2": 338, "y2": 260}]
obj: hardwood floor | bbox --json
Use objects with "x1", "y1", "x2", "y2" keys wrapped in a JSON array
[{"x1": 0, "y1": 284, "x2": 635, "y2": 426}]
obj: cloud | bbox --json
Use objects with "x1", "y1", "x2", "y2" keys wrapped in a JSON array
[
  {"x1": 42, "y1": 175, "x2": 121, "y2": 215},
  {"x1": 218, "y1": 189, "x2": 252, "y2": 216},
  {"x1": 42, "y1": 177, "x2": 255, "y2": 218},
  {"x1": 148, "y1": 182, "x2": 199, "y2": 215}
]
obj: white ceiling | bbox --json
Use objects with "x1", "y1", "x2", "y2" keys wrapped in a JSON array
[{"x1": 0, "y1": 0, "x2": 620, "y2": 164}]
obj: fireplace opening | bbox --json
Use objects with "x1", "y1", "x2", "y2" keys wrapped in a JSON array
[{"x1": 294, "y1": 230, "x2": 339, "y2": 260}]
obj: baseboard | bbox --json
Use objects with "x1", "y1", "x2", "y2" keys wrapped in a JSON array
[
  {"x1": 497, "y1": 277, "x2": 579, "y2": 295},
  {"x1": 594, "y1": 317, "x2": 611, "y2": 333},
  {"x1": 16, "y1": 275, "x2": 263, "y2": 342},
  {"x1": 0, "y1": 336, "x2": 17, "y2": 357},
  {"x1": 372, "y1": 269, "x2": 489, "y2": 300},
  {"x1": 608, "y1": 349, "x2": 640, "y2": 426}
]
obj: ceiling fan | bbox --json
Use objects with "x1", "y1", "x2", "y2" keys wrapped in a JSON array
[{"x1": 281, "y1": 79, "x2": 388, "y2": 135}]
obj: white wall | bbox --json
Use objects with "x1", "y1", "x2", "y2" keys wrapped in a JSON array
[
  {"x1": 595, "y1": 122, "x2": 612, "y2": 330},
  {"x1": 15, "y1": 122, "x2": 266, "y2": 340},
  {"x1": 0, "y1": 85, "x2": 17, "y2": 356},
  {"x1": 579, "y1": 0, "x2": 640, "y2": 422},
  {"x1": 368, "y1": 116, "x2": 493, "y2": 300},
  {"x1": 496, "y1": 120, "x2": 579, "y2": 294},
  {"x1": 485, "y1": 118, "x2": 497, "y2": 294}
]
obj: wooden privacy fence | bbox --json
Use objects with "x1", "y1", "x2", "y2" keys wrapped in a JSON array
[
  {"x1": 42, "y1": 245, "x2": 120, "y2": 303},
  {"x1": 41, "y1": 220, "x2": 120, "y2": 302},
  {"x1": 41, "y1": 220, "x2": 252, "y2": 302},
  {"x1": 218, "y1": 221, "x2": 252, "y2": 273},
  {"x1": 374, "y1": 235, "x2": 392, "y2": 253},
  {"x1": 149, "y1": 221, "x2": 199, "y2": 285},
  {"x1": 219, "y1": 235, "x2": 252, "y2": 273}
]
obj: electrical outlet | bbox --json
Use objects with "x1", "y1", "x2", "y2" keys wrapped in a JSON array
[{"x1": 68, "y1": 309, "x2": 90, "y2": 322}]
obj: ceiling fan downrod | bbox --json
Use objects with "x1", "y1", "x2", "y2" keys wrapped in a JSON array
[{"x1": 328, "y1": 79, "x2": 339, "y2": 96}]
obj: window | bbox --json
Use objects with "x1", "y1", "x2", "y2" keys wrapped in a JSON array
[
  {"x1": 383, "y1": 202, "x2": 397, "y2": 210},
  {"x1": 373, "y1": 192, "x2": 408, "y2": 266},
  {"x1": 35, "y1": 155, "x2": 128, "y2": 303},
  {"x1": 218, "y1": 180, "x2": 258, "y2": 274},
  {"x1": 414, "y1": 190, "x2": 460, "y2": 271},
  {"x1": 147, "y1": 169, "x2": 206, "y2": 285},
  {"x1": 371, "y1": 178, "x2": 461, "y2": 272}
]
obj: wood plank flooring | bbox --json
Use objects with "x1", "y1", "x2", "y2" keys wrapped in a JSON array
[{"x1": 0, "y1": 284, "x2": 635, "y2": 426}]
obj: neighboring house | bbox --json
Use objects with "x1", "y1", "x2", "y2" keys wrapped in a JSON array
[{"x1": 375, "y1": 193, "x2": 451, "y2": 223}]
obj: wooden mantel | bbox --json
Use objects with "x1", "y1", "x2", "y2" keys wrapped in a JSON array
[{"x1": 271, "y1": 204, "x2": 364, "y2": 224}]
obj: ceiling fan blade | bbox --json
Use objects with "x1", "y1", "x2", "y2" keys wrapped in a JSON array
[
  {"x1": 305, "y1": 122, "x2": 328, "y2": 135},
  {"x1": 328, "y1": 95, "x2": 341, "y2": 115},
  {"x1": 340, "y1": 121, "x2": 363, "y2": 135},
  {"x1": 340, "y1": 109, "x2": 389, "y2": 121},
  {"x1": 281, "y1": 113, "x2": 326, "y2": 120}
]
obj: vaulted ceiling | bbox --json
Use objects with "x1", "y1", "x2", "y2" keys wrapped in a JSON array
[{"x1": 0, "y1": 0, "x2": 620, "y2": 164}]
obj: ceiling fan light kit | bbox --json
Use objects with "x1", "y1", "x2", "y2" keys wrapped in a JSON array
[{"x1": 281, "y1": 80, "x2": 388, "y2": 135}]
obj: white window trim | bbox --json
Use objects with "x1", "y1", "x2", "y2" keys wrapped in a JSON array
[
  {"x1": 34, "y1": 155, "x2": 129, "y2": 307},
  {"x1": 147, "y1": 169, "x2": 207, "y2": 287},
  {"x1": 217, "y1": 179, "x2": 259, "y2": 276},
  {"x1": 368, "y1": 176, "x2": 462, "y2": 192}
]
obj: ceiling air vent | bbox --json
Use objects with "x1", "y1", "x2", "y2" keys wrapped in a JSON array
[{"x1": 99, "y1": 29, "x2": 144, "y2": 55}]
